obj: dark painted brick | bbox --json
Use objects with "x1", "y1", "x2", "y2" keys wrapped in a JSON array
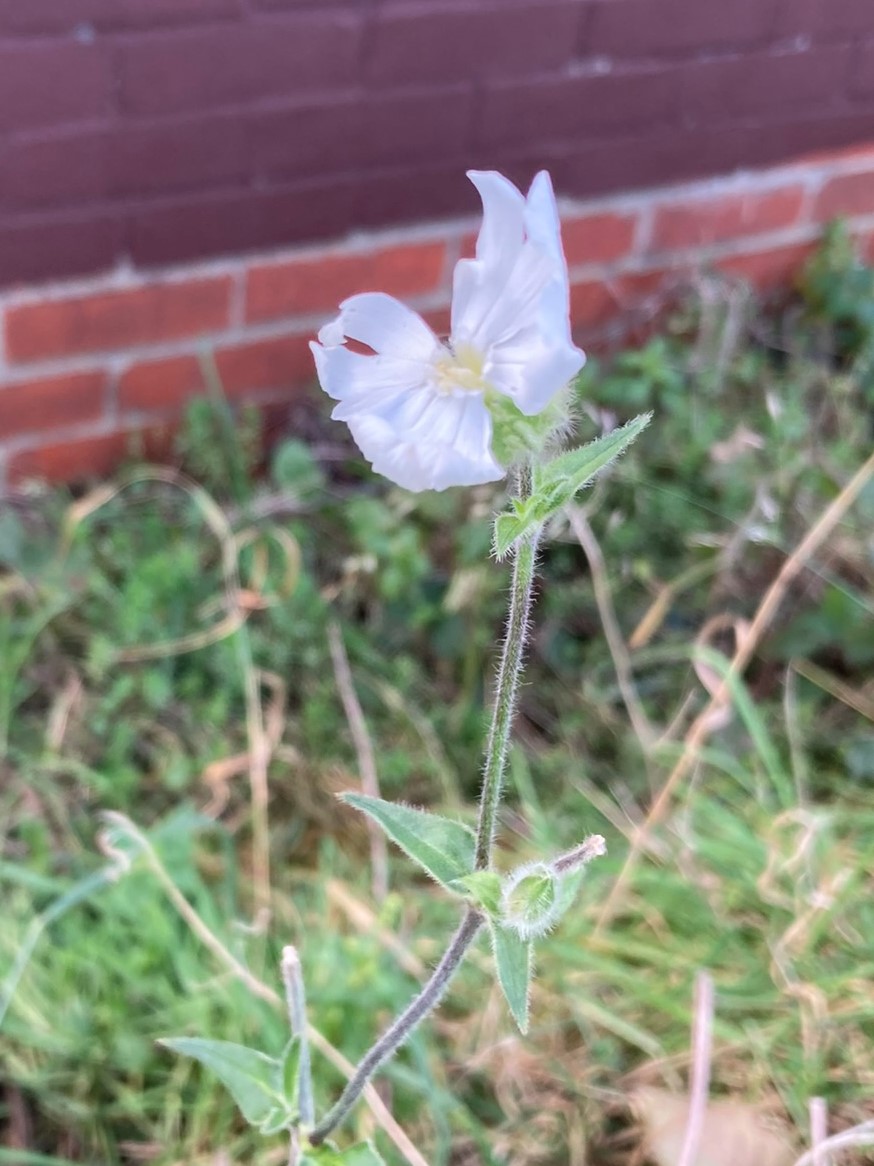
[
  {"x1": 852, "y1": 42, "x2": 874, "y2": 98},
  {"x1": 366, "y1": 3, "x2": 581, "y2": 86},
  {"x1": 814, "y1": 0, "x2": 874, "y2": 39},
  {"x1": 680, "y1": 46, "x2": 852, "y2": 125},
  {"x1": 480, "y1": 69, "x2": 678, "y2": 150},
  {"x1": 0, "y1": 130, "x2": 108, "y2": 211},
  {"x1": 118, "y1": 12, "x2": 363, "y2": 115},
  {"x1": 0, "y1": 209, "x2": 125, "y2": 286},
  {"x1": 354, "y1": 163, "x2": 484, "y2": 229},
  {"x1": 585, "y1": 0, "x2": 779, "y2": 58},
  {"x1": 0, "y1": 41, "x2": 112, "y2": 132},
  {"x1": 109, "y1": 114, "x2": 249, "y2": 197},
  {"x1": 0, "y1": 115, "x2": 249, "y2": 210},
  {"x1": 128, "y1": 179, "x2": 357, "y2": 267},
  {"x1": 0, "y1": 0, "x2": 240, "y2": 34},
  {"x1": 251, "y1": 87, "x2": 473, "y2": 180}
]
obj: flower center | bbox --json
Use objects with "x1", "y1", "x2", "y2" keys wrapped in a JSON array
[{"x1": 432, "y1": 342, "x2": 489, "y2": 395}]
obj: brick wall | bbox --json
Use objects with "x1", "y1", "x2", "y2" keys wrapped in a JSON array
[
  {"x1": 1, "y1": 0, "x2": 874, "y2": 287},
  {"x1": 3, "y1": 143, "x2": 874, "y2": 486}
]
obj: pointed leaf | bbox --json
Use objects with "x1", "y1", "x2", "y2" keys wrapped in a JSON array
[
  {"x1": 302, "y1": 1143, "x2": 386, "y2": 1166},
  {"x1": 159, "y1": 1037, "x2": 283, "y2": 1126},
  {"x1": 260, "y1": 1106, "x2": 295, "y2": 1136},
  {"x1": 494, "y1": 413, "x2": 651, "y2": 558},
  {"x1": 489, "y1": 923, "x2": 533, "y2": 1033},
  {"x1": 534, "y1": 412, "x2": 652, "y2": 505},
  {"x1": 335, "y1": 1143, "x2": 388, "y2": 1165},
  {"x1": 450, "y1": 870, "x2": 503, "y2": 915},
  {"x1": 280, "y1": 1034, "x2": 301, "y2": 1103},
  {"x1": 341, "y1": 793, "x2": 474, "y2": 890}
]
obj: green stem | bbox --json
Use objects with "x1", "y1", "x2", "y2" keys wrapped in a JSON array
[
  {"x1": 308, "y1": 909, "x2": 483, "y2": 1146},
  {"x1": 309, "y1": 483, "x2": 541, "y2": 1143},
  {"x1": 474, "y1": 526, "x2": 541, "y2": 869}
]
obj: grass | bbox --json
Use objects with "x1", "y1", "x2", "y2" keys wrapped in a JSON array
[{"x1": 2, "y1": 228, "x2": 874, "y2": 1164}]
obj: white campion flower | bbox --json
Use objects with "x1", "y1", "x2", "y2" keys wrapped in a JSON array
[{"x1": 310, "y1": 170, "x2": 585, "y2": 492}]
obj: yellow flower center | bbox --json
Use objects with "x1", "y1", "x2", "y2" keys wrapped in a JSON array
[{"x1": 432, "y1": 342, "x2": 489, "y2": 395}]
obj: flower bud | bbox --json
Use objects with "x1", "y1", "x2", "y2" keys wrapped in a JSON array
[{"x1": 499, "y1": 861, "x2": 562, "y2": 939}]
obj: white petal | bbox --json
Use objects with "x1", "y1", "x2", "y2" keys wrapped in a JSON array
[
  {"x1": 452, "y1": 169, "x2": 585, "y2": 414},
  {"x1": 347, "y1": 389, "x2": 503, "y2": 492},
  {"x1": 310, "y1": 340, "x2": 431, "y2": 411},
  {"x1": 451, "y1": 171, "x2": 527, "y2": 345},
  {"x1": 331, "y1": 292, "x2": 440, "y2": 362},
  {"x1": 467, "y1": 171, "x2": 526, "y2": 271}
]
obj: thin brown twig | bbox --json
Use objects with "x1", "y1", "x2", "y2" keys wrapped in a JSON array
[
  {"x1": 677, "y1": 971, "x2": 714, "y2": 1166},
  {"x1": 567, "y1": 506, "x2": 657, "y2": 753},
  {"x1": 595, "y1": 447, "x2": 874, "y2": 934},
  {"x1": 328, "y1": 620, "x2": 388, "y2": 902}
]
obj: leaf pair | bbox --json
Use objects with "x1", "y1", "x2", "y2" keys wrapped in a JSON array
[
  {"x1": 494, "y1": 413, "x2": 652, "y2": 558},
  {"x1": 343, "y1": 794, "x2": 538, "y2": 1031},
  {"x1": 159, "y1": 1036, "x2": 385, "y2": 1162}
]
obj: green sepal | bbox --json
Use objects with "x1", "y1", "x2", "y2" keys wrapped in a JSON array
[
  {"x1": 341, "y1": 792, "x2": 475, "y2": 892},
  {"x1": 450, "y1": 870, "x2": 503, "y2": 915},
  {"x1": 158, "y1": 1037, "x2": 285, "y2": 1127},
  {"x1": 489, "y1": 922, "x2": 533, "y2": 1034},
  {"x1": 493, "y1": 413, "x2": 652, "y2": 559}
]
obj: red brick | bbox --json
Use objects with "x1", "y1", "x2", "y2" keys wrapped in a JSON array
[
  {"x1": 0, "y1": 41, "x2": 112, "y2": 133},
  {"x1": 561, "y1": 211, "x2": 638, "y2": 267},
  {"x1": 215, "y1": 334, "x2": 316, "y2": 394},
  {"x1": 118, "y1": 355, "x2": 205, "y2": 414},
  {"x1": 0, "y1": 370, "x2": 107, "y2": 440},
  {"x1": 246, "y1": 241, "x2": 446, "y2": 323},
  {"x1": 7, "y1": 425, "x2": 175, "y2": 485},
  {"x1": 570, "y1": 280, "x2": 619, "y2": 329},
  {"x1": 649, "y1": 186, "x2": 806, "y2": 253},
  {"x1": 5, "y1": 278, "x2": 233, "y2": 364},
  {"x1": 715, "y1": 241, "x2": 816, "y2": 290},
  {"x1": 118, "y1": 13, "x2": 362, "y2": 116},
  {"x1": 814, "y1": 170, "x2": 874, "y2": 220}
]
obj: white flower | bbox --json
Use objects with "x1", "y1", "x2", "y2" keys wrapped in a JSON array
[{"x1": 310, "y1": 170, "x2": 585, "y2": 492}]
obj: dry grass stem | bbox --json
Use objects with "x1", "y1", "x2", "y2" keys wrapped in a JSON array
[
  {"x1": 596, "y1": 446, "x2": 874, "y2": 934},
  {"x1": 677, "y1": 970, "x2": 715, "y2": 1166},
  {"x1": 809, "y1": 1097, "x2": 829, "y2": 1166},
  {"x1": 567, "y1": 506, "x2": 657, "y2": 754},
  {"x1": 328, "y1": 620, "x2": 388, "y2": 902}
]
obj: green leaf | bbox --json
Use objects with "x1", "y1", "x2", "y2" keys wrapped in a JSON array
[
  {"x1": 450, "y1": 870, "x2": 503, "y2": 915},
  {"x1": 341, "y1": 793, "x2": 474, "y2": 891},
  {"x1": 159, "y1": 1037, "x2": 283, "y2": 1127},
  {"x1": 534, "y1": 412, "x2": 652, "y2": 503},
  {"x1": 489, "y1": 923, "x2": 533, "y2": 1033},
  {"x1": 493, "y1": 413, "x2": 652, "y2": 558},
  {"x1": 302, "y1": 1143, "x2": 386, "y2": 1166},
  {"x1": 260, "y1": 1106, "x2": 294, "y2": 1136},
  {"x1": 280, "y1": 1034, "x2": 301, "y2": 1103}
]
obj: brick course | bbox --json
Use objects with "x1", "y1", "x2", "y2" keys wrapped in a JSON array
[
  {"x1": 3, "y1": 141, "x2": 874, "y2": 486},
  {"x1": 0, "y1": 0, "x2": 872, "y2": 288}
]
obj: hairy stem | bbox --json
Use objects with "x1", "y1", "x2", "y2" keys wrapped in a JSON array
[
  {"x1": 282, "y1": 946, "x2": 315, "y2": 1129},
  {"x1": 474, "y1": 528, "x2": 540, "y2": 869},
  {"x1": 308, "y1": 909, "x2": 482, "y2": 1146}
]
